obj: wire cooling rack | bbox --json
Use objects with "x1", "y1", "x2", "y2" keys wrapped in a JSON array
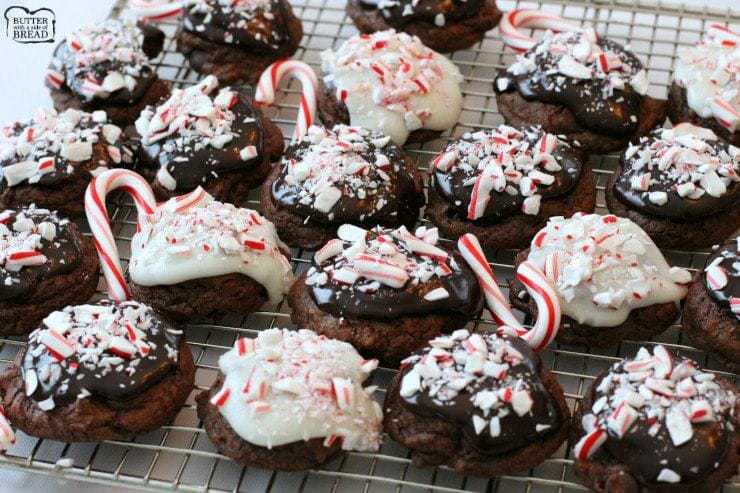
[{"x1": 0, "y1": 0, "x2": 738, "y2": 491}]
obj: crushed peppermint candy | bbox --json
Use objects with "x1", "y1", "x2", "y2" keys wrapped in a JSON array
[
  {"x1": 526, "y1": 213, "x2": 690, "y2": 327},
  {"x1": 213, "y1": 328, "x2": 382, "y2": 451},
  {"x1": 704, "y1": 235, "x2": 740, "y2": 321},
  {"x1": 1, "y1": 108, "x2": 132, "y2": 187},
  {"x1": 432, "y1": 124, "x2": 579, "y2": 220},
  {"x1": 184, "y1": 0, "x2": 283, "y2": 49},
  {"x1": 574, "y1": 345, "x2": 737, "y2": 485},
  {"x1": 22, "y1": 301, "x2": 182, "y2": 410}
]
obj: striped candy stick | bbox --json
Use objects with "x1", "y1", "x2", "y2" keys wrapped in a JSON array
[
  {"x1": 255, "y1": 60, "x2": 319, "y2": 141},
  {"x1": 499, "y1": 9, "x2": 582, "y2": 52}
]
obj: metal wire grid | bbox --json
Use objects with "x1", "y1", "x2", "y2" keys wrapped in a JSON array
[{"x1": 0, "y1": 0, "x2": 737, "y2": 491}]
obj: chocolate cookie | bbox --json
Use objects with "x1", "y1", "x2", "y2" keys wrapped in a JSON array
[
  {"x1": 0, "y1": 109, "x2": 138, "y2": 216},
  {"x1": 46, "y1": 20, "x2": 169, "y2": 127},
  {"x1": 0, "y1": 301, "x2": 195, "y2": 442},
  {"x1": 669, "y1": 26, "x2": 739, "y2": 146},
  {"x1": 572, "y1": 345, "x2": 739, "y2": 492},
  {"x1": 682, "y1": 236, "x2": 740, "y2": 372},
  {"x1": 135, "y1": 76, "x2": 284, "y2": 203},
  {"x1": 259, "y1": 124, "x2": 424, "y2": 249},
  {"x1": 384, "y1": 329, "x2": 570, "y2": 475},
  {"x1": 426, "y1": 125, "x2": 596, "y2": 250},
  {"x1": 494, "y1": 30, "x2": 667, "y2": 154},
  {"x1": 346, "y1": 0, "x2": 501, "y2": 53},
  {"x1": 319, "y1": 30, "x2": 464, "y2": 145},
  {"x1": 126, "y1": 191, "x2": 294, "y2": 321},
  {"x1": 288, "y1": 224, "x2": 484, "y2": 365},
  {"x1": 176, "y1": 0, "x2": 302, "y2": 85},
  {"x1": 508, "y1": 213, "x2": 692, "y2": 347},
  {"x1": 196, "y1": 328, "x2": 382, "y2": 470},
  {"x1": 0, "y1": 206, "x2": 99, "y2": 335},
  {"x1": 605, "y1": 124, "x2": 739, "y2": 250}
]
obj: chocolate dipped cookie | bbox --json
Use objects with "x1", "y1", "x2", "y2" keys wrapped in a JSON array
[
  {"x1": 0, "y1": 109, "x2": 137, "y2": 216},
  {"x1": 384, "y1": 329, "x2": 570, "y2": 475},
  {"x1": 509, "y1": 213, "x2": 692, "y2": 347},
  {"x1": 573, "y1": 345, "x2": 738, "y2": 492},
  {"x1": 196, "y1": 328, "x2": 382, "y2": 470},
  {"x1": 288, "y1": 224, "x2": 484, "y2": 365},
  {"x1": 347, "y1": 0, "x2": 501, "y2": 53},
  {"x1": 605, "y1": 123, "x2": 739, "y2": 250},
  {"x1": 669, "y1": 25, "x2": 739, "y2": 146},
  {"x1": 0, "y1": 206, "x2": 98, "y2": 336},
  {"x1": 683, "y1": 236, "x2": 740, "y2": 372},
  {"x1": 0, "y1": 301, "x2": 195, "y2": 442},
  {"x1": 319, "y1": 30, "x2": 464, "y2": 145},
  {"x1": 494, "y1": 29, "x2": 667, "y2": 154},
  {"x1": 176, "y1": 0, "x2": 302, "y2": 85},
  {"x1": 46, "y1": 20, "x2": 169, "y2": 127},
  {"x1": 426, "y1": 124, "x2": 596, "y2": 250},
  {"x1": 260, "y1": 124, "x2": 424, "y2": 249},
  {"x1": 135, "y1": 76, "x2": 284, "y2": 202}
]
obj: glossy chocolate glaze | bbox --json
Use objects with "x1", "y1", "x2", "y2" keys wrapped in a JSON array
[
  {"x1": 705, "y1": 237, "x2": 739, "y2": 321},
  {"x1": 495, "y1": 36, "x2": 644, "y2": 137},
  {"x1": 141, "y1": 87, "x2": 264, "y2": 192},
  {"x1": 434, "y1": 131, "x2": 582, "y2": 224},
  {"x1": 183, "y1": 0, "x2": 289, "y2": 51},
  {"x1": 357, "y1": 0, "x2": 482, "y2": 26},
  {"x1": 401, "y1": 336, "x2": 561, "y2": 455},
  {"x1": 0, "y1": 209, "x2": 80, "y2": 302},
  {"x1": 23, "y1": 301, "x2": 182, "y2": 407}
]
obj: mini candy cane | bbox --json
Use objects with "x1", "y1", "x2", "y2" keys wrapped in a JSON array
[
  {"x1": 499, "y1": 9, "x2": 582, "y2": 52},
  {"x1": 255, "y1": 60, "x2": 318, "y2": 141},
  {"x1": 85, "y1": 169, "x2": 157, "y2": 302},
  {"x1": 458, "y1": 233, "x2": 561, "y2": 350},
  {"x1": 130, "y1": 0, "x2": 189, "y2": 21}
]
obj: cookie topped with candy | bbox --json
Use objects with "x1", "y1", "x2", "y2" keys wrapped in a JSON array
[
  {"x1": 573, "y1": 345, "x2": 738, "y2": 490},
  {"x1": 196, "y1": 328, "x2": 382, "y2": 470},
  {"x1": 670, "y1": 24, "x2": 739, "y2": 146},
  {"x1": 320, "y1": 29, "x2": 463, "y2": 145},
  {"x1": 135, "y1": 75, "x2": 284, "y2": 201},
  {"x1": 0, "y1": 300, "x2": 195, "y2": 442},
  {"x1": 261, "y1": 124, "x2": 424, "y2": 249},
  {"x1": 0, "y1": 108, "x2": 136, "y2": 216},
  {"x1": 384, "y1": 329, "x2": 570, "y2": 475}
]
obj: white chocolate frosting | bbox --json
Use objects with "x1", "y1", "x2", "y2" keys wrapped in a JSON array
[
  {"x1": 525, "y1": 213, "x2": 691, "y2": 327},
  {"x1": 129, "y1": 191, "x2": 293, "y2": 304},
  {"x1": 212, "y1": 328, "x2": 383, "y2": 450},
  {"x1": 320, "y1": 30, "x2": 463, "y2": 145}
]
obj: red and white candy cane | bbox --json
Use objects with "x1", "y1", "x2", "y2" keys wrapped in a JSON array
[
  {"x1": 85, "y1": 169, "x2": 156, "y2": 302},
  {"x1": 708, "y1": 23, "x2": 738, "y2": 47},
  {"x1": 130, "y1": 0, "x2": 189, "y2": 21},
  {"x1": 255, "y1": 60, "x2": 318, "y2": 141},
  {"x1": 499, "y1": 9, "x2": 582, "y2": 52},
  {"x1": 457, "y1": 233, "x2": 561, "y2": 350}
]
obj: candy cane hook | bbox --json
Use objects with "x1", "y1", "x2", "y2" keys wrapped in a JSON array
[
  {"x1": 458, "y1": 233, "x2": 561, "y2": 350},
  {"x1": 255, "y1": 60, "x2": 318, "y2": 141},
  {"x1": 130, "y1": 0, "x2": 190, "y2": 21},
  {"x1": 85, "y1": 169, "x2": 157, "y2": 302},
  {"x1": 499, "y1": 9, "x2": 584, "y2": 52}
]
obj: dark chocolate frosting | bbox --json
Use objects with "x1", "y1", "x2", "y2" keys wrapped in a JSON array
[
  {"x1": 0, "y1": 206, "x2": 81, "y2": 302},
  {"x1": 0, "y1": 108, "x2": 136, "y2": 191},
  {"x1": 613, "y1": 125, "x2": 739, "y2": 221},
  {"x1": 272, "y1": 125, "x2": 420, "y2": 226},
  {"x1": 47, "y1": 20, "x2": 159, "y2": 105},
  {"x1": 432, "y1": 125, "x2": 582, "y2": 224},
  {"x1": 494, "y1": 30, "x2": 648, "y2": 137},
  {"x1": 399, "y1": 330, "x2": 562, "y2": 455},
  {"x1": 306, "y1": 225, "x2": 483, "y2": 320},
  {"x1": 357, "y1": 0, "x2": 483, "y2": 27},
  {"x1": 704, "y1": 236, "x2": 739, "y2": 321},
  {"x1": 183, "y1": 0, "x2": 289, "y2": 51},
  {"x1": 136, "y1": 80, "x2": 264, "y2": 193},
  {"x1": 23, "y1": 301, "x2": 183, "y2": 408}
]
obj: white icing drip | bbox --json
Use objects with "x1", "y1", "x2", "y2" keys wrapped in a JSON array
[
  {"x1": 129, "y1": 192, "x2": 293, "y2": 304},
  {"x1": 215, "y1": 328, "x2": 382, "y2": 450},
  {"x1": 526, "y1": 213, "x2": 689, "y2": 327},
  {"x1": 320, "y1": 30, "x2": 463, "y2": 145}
]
